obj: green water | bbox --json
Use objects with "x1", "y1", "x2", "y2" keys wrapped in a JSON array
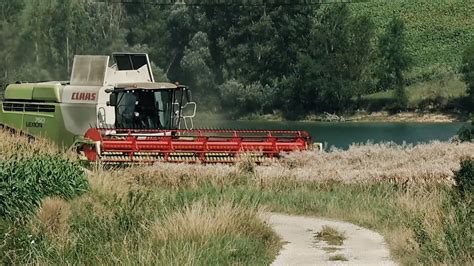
[{"x1": 195, "y1": 120, "x2": 468, "y2": 149}]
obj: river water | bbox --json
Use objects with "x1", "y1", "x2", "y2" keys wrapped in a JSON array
[{"x1": 195, "y1": 119, "x2": 467, "y2": 149}]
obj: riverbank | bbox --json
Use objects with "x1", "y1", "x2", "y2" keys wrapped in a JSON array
[
  {"x1": 237, "y1": 111, "x2": 470, "y2": 123},
  {"x1": 340, "y1": 111, "x2": 469, "y2": 123}
]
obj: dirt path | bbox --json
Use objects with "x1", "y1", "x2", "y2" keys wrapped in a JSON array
[{"x1": 267, "y1": 213, "x2": 397, "y2": 266}]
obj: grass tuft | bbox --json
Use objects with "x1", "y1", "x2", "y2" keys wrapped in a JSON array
[
  {"x1": 315, "y1": 226, "x2": 346, "y2": 246},
  {"x1": 33, "y1": 197, "x2": 71, "y2": 248},
  {"x1": 151, "y1": 200, "x2": 263, "y2": 242},
  {"x1": 328, "y1": 254, "x2": 349, "y2": 261}
]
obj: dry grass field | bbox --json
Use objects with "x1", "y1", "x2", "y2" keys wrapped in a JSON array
[
  {"x1": 111, "y1": 141, "x2": 473, "y2": 186},
  {"x1": 1, "y1": 128, "x2": 472, "y2": 265}
]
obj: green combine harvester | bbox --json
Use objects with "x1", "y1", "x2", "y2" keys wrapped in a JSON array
[{"x1": 0, "y1": 53, "x2": 311, "y2": 164}]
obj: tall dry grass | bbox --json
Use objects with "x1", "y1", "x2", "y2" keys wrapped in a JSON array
[
  {"x1": 2, "y1": 133, "x2": 470, "y2": 265},
  {"x1": 33, "y1": 197, "x2": 71, "y2": 249},
  {"x1": 276, "y1": 141, "x2": 473, "y2": 184},
  {"x1": 150, "y1": 200, "x2": 265, "y2": 242},
  {"x1": 106, "y1": 141, "x2": 473, "y2": 188}
]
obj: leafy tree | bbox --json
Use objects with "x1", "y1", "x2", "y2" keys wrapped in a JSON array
[
  {"x1": 10, "y1": 0, "x2": 125, "y2": 81},
  {"x1": 348, "y1": 15, "x2": 376, "y2": 98},
  {"x1": 181, "y1": 31, "x2": 216, "y2": 104},
  {"x1": 214, "y1": 6, "x2": 314, "y2": 113},
  {"x1": 294, "y1": 4, "x2": 375, "y2": 114},
  {"x1": 461, "y1": 43, "x2": 474, "y2": 110},
  {"x1": 0, "y1": 2, "x2": 428, "y2": 118},
  {"x1": 457, "y1": 114, "x2": 474, "y2": 142},
  {"x1": 377, "y1": 17, "x2": 412, "y2": 110},
  {"x1": 0, "y1": 20, "x2": 20, "y2": 87},
  {"x1": 221, "y1": 8, "x2": 304, "y2": 82}
]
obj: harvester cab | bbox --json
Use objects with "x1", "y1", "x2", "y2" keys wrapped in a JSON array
[
  {"x1": 106, "y1": 82, "x2": 196, "y2": 131},
  {"x1": 78, "y1": 53, "x2": 196, "y2": 131},
  {"x1": 105, "y1": 53, "x2": 196, "y2": 131}
]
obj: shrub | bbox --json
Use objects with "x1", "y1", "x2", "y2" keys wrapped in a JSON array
[
  {"x1": 457, "y1": 126, "x2": 473, "y2": 142},
  {"x1": 219, "y1": 80, "x2": 273, "y2": 118},
  {"x1": 0, "y1": 154, "x2": 88, "y2": 221},
  {"x1": 453, "y1": 158, "x2": 474, "y2": 199},
  {"x1": 461, "y1": 43, "x2": 474, "y2": 103}
]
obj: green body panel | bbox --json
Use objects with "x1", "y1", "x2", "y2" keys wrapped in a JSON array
[
  {"x1": 4, "y1": 84, "x2": 34, "y2": 100},
  {"x1": 32, "y1": 84, "x2": 61, "y2": 102},
  {"x1": 0, "y1": 101, "x2": 77, "y2": 148},
  {"x1": 5, "y1": 83, "x2": 61, "y2": 102},
  {"x1": 0, "y1": 83, "x2": 78, "y2": 148}
]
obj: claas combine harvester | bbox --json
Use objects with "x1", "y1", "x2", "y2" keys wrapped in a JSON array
[{"x1": 0, "y1": 53, "x2": 312, "y2": 164}]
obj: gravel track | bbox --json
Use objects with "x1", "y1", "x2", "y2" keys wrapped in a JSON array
[{"x1": 267, "y1": 213, "x2": 397, "y2": 266}]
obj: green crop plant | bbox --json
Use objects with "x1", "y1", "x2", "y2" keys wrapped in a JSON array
[{"x1": 0, "y1": 154, "x2": 88, "y2": 222}]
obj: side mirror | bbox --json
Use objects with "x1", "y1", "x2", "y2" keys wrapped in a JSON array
[
  {"x1": 185, "y1": 89, "x2": 192, "y2": 102},
  {"x1": 108, "y1": 93, "x2": 117, "y2": 106}
]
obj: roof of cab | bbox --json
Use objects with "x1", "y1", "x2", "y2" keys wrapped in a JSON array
[{"x1": 114, "y1": 82, "x2": 183, "y2": 90}]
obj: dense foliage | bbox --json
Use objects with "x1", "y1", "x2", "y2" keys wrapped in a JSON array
[
  {"x1": 377, "y1": 17, "x2": 411, "y2": 111},
  {"x1": 461, "y1": 43, "x2": 474, "y2": 109},
  {"x1": 453, "y1": 158, "x2": 474, "y2": 198},
  {"x1": 0, "y1": 154, "x2": 88, "y2": 221},
  {"x1": 0, "y1": 0, "x2": 472, "y2": 117}
]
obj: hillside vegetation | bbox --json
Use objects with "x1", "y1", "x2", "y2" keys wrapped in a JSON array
[
  {"x1": 360, "y1": 74, "x2": 468, "y2": 113},
  {"x1": 351, "y1": 0, "x2": 474, "y2": 115},
  {"x1": 352, "y1": 0, "x2": 474, "y2": 79}
]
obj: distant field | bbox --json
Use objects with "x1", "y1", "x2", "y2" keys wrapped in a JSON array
[{"x1": 351, "y1": 0, "x2": 474, "y2": 77}]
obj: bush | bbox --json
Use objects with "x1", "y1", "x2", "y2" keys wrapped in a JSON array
[
  {"x1": 457, "y1": 126, "x2": 472, "y2": 142},
  {"x1": 457, "y1": 117, "x2": 473, "y2": 142},
  {"x1": 219, "y1": 80, "x2": 273, "y2": 117},
  {"x1": 0, "y1": 154, "x2": 88, "y2": 222},
  {"x1": 453, "y1": 158, "x2": 474, "y2": 199},
  {"x1": 461, "y1": 43, "x2": 474, "y2": 102}
]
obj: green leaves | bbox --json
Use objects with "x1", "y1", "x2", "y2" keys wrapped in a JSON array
[
  {"x1": 181, "y1": 31, "x2": 215, "y2": 100},
  {"x1": 219, "y1": 80, "x2": 272, "y2": 118},
  {"x1": 0, "y1": 154, "x2": 88, "y2": 222},
  {"x1": 453, "y1": 158, "x2": 474, "y2": 198},
  {"x1": 1, "y1": 1, "x2": 473, "y2": 117},
  {"x1": 461, "y1": 42, "x2": 474, "y2": 109},
  {"x1": 294, "y1": 4, "x2": 375, "y2": 114},
  {"x1": 376, "y1": 16, "x2": 412, "y2": 111}
]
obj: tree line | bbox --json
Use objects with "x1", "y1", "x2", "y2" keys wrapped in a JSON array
[{"x1": 1, "y1": 0, "x2": 467, "y2": 119}]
